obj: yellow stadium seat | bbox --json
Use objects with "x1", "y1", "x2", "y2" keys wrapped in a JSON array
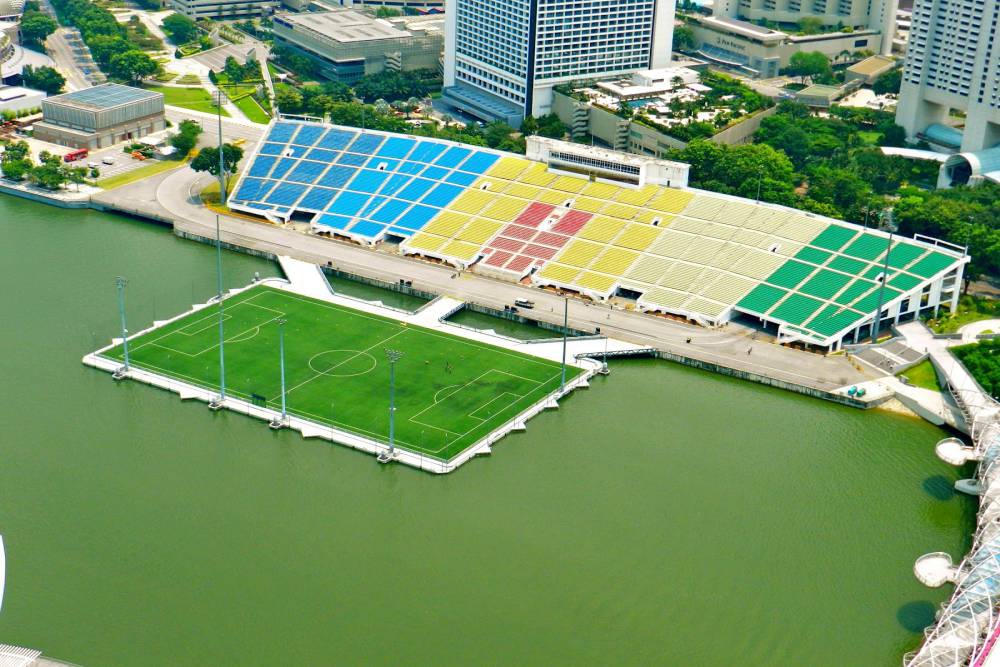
[
  {"x1": 405, "y1": 233, "x2": 447, "y2": 252},
  {"x1": 573, "y1": 197, "x2": 606, "y2": 213},
  {"x1": 456, "y1": 219, "x2": 503, "y2": 245},
  {"x1": 575, "y1": 272, "x2": 617, "y2": 293},
  {"x1": 423, "y1": 211, "x2": 470, "y2": 237},
  {"x1": 451, "y1": 189, "x2": 497, "y2": 214},
  {"x1": 441, "y1": 240, "x2": 482, "y2": 261},
  {"x1": 601, "y1": 202, "x2": 642, "y2": 220},
  {"x1": 519, "y1": 163, "x2": 558, "y2": 187},
  {"x1": 613, "y1": 184, "x2": 658, "y2": 206},
  {"x1": 615, "y1": 224, "x2": 662, "y2": 251},
  {"x1": 591, "y1": 247, "x2": 639, "y2": 275},
  {"x1": 557, "y1": 240, "x2": 605, "y2": 268},
  {"x1": 537, "y1": 263, "x2": 581, "y2": 284},
  {"x1": 488, "y1": 156, "x2": 532, "y2": 180},
  {"x1": 550, "y1": 175, "x2": 588, "y2": 194},
  {"x1": 579, "y1": 216, "x2": 628, "y2": 243},
  {"x1": 582, "y1": 181, "x2": 620, "y2": 200}
]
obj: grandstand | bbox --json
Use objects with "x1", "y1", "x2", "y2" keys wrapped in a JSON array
[{"x1": 229, "y1": 118, "x2": 969, "y2": 351}]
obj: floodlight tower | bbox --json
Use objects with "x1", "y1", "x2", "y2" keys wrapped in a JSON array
[
  {"x1": 213, "y1": 90, "x2": 227, "y2": 203},
  {"x1": 380, "y1": 348, "x2": 404, "y2": 463},
  {"x1": 113, "y1": 276, "x2": 130, "y2": 380},
  {"x1": 870, "y1": 210, "x2": 896, "y2": 344},
  {"x1": 208, "y1": 214, "x2": 227, "y2": 411},
  {"x1": 270, "y1": 318, "x2": 288, "y2": 429},
  {"x1": 560, "y1": 296, "x2": 569, "y2": 392}
]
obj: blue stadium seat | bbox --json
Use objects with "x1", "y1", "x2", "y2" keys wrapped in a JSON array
[
  {"x1": 370, "y1": 198, "x2": 411, "y2": 224},
  {"x1": 377, "y1": 137, "x2": 416, "y2": 159},
  {"x1": 349, "y1": 220, "x2": 386, "y2": 239},
  {"x1": 270, "y1": 157, "x2": 297, "y2": 180},
  {"x1": 287, "y1": 160, "x2": 327, "y2": 184},
  {"x1": 299, "y1": 186, "x2": 338, "y2": 211},
  {"x1": 337, "y1": 152, "x2": 367, "y2": 166},
  {"x1": 259, "y1": 142, "x2": 285, "y2": 156},
  {"x1": 458, "y1": 151, "x2": 499, "y2": 174},
  {"x1": 421, "y1": 183, "x2": 464, "y2": 208},
  {"x1": 397, "y1": 178, "x2": 435, "y2": 201},
  {"x1": 316, "y1": 213, "x2": 353, "y2": 230},
  {"x1": 359, "y1": 195, "x2": 387, "y2": 218},
  {"x1": 265, "y1": 182, "x2": 307, "y2": 206},
  {"x1": 248, "y1": 155, "x2": 277, "y2": 178},
  {"x1": 350, "y1": 170, "x2": 389, "y2": 193},
  {"x1": 318, "y1": 129, "x2": 357, "y2": 151},
  {"x1": 396, "y1": 161, "x2": 425, "y2": 175},
  {"x1": 421, "y1": 166, "x2": 449, "y2": 181},
  {"x1": 395, "y1": 204, "x2": 439, "y2": 230},
  {"x1": 295, "y1": 125, "x2": 326, "y2": 147},
  {"x1": 408, "y1": 140, "x2": 447, "y2": 163},
  {"x1": 444, "y1": 171, "x2": 478, "y2": 186},
  {"x1": 349, "y1": 133, "x2": 385, "y2": 155},
  {"x1": 318, "y1": 165, "x2": 357, "y2": 189},
  {"x1": 306, "y1": 148, "x2": 340, "y2": 163},
  {"x1": 435, "y1": 146, "x2": 472, "y2": 168},
  {"x1": 268, "y1": 122, "x2": 298, "y2": 143},
  {"x1": 381, "y1": 173, "x2": 413, "y2": 196},
  {"x1": 329, "y1": 191, "x2": 370, "y2": 215},
  {"x1": 387, "y1": 226, "x2": 416, "y2": 237},
  {"x1": 365, "y1": 157, "x2": 400, "y2": 173},
  {"x1": 233, "y1": 177, "x2": 272, "y2": 202}
]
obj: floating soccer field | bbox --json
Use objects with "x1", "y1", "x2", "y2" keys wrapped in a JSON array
[{"x1": 98, "y1": 285, "x2": 581, "y2": 461}]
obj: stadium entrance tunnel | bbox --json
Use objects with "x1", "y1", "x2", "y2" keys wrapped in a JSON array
[{"x1": 939, "y1": 146, "x2": 1000, "y2": 187}]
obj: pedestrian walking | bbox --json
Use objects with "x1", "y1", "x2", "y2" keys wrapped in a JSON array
[{"x1": 747, "y1": 347, "x2": 753, "y2": 355}]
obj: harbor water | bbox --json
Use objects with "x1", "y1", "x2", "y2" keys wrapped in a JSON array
[{"x1": 0, "y1": 196, "x2": 976, "y2": 665}]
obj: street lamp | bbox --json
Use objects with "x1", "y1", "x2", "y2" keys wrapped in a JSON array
[
  {"x1": 560, "y1": 296, "x2": 569, "y2": 391},
  {"x1": 270, "y1": 318, "x2": 287, "y2": 429},
  {"x1": 113, "y1": 276, "x2": 130, "y2": 380},
  {"x1": 208, "y1": 213, "x2": 227, "y2": 411},
  {"x1": 380, "y1": 348, "x2": 403, "y2": 463}
]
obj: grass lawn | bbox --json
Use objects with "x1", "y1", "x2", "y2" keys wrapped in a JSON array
[
  {"x1": 858, "y1": 130, "x2": 881, "y2": 146},
  {"x1": 144, "y1": 85, "x2": 230, "y2": 116},
  {"x1": 898, "y1": 359, "x2": 941, "y2": 392},
  {"x1": 100, "y1": 285, "x2": 578, "y2": 460},
  {"x1": 233, "y1": 95, "x2": 270, "y2": 124},
  {"x1": 926, "y1": 295, "x2": 1000, "y2": 334},
  {"x1": 97, "y1": 159, "x2": 187, "y2": 190}
]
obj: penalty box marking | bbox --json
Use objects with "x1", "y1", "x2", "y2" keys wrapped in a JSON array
[{"x1": 409, "y1": 369, "x2": 541, "y2": 434}]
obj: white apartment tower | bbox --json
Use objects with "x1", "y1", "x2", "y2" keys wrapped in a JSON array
[
  {"x1": 443, "y1": 0, "x2": 675, "y2": 125},
  {"x1": 896, "y1": 0, "x2": 1000, "y2": 161}
]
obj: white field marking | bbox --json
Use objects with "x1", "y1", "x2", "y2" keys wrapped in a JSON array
[
  {"x1": 130, "y1": 294, "x2": 285, "y2": 357},
  {"x1": 101, "y1": 356, "x2": 425, "y2": 450},
  {"x1": 408, "y1": 368, "x2": 543, "y2": 434},
  {"x1": 148, "y1": 342, "x2": 199, "y2": 358},
  {"x1": 433, "y1": 384, "x2": 463, "y2": 402},
  {"x1": 273, "y1": 329, "x2": 407, "y2": 401},
  {"x1": 176, "y1": 312, "x2": 233, "y2": 336},
  {"x1": 468, "y1": 392, "x2": 520, "y2": 420},
  {"x1": 227, "y1": 326, "x2": 261, "y2": 344},
  {"x1": 306, "y1": 349, "x2": 378, "y2": 378},
  {"x1": 262, "y1": 289, "x2": 563, "y2": 372}
]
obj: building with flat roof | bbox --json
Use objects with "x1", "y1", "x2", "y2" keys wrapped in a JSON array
[
  {"x1": 690, "y1": 15, "x2": 884, "y2": 78},
  {"x1": 32, "y1": 83, "x2": 165, "y2": 149},
  {"x1": 272, "y1": 9, "x2": 443, "y2": 82},
  {"x1": 442, "y1": 0, "x2": 675, "y2": 125},
  {"x1": 844, "y1": 54, "x2": 896, "y2": 85},
  {"x1": 895, "y1": 0, "x2": 1000, "y2": 184},
  {"x1": 0, "y1": 84, "x2": 44, "y2": 113},
  {"x1": 711, "y1": 0, "x2": 895, "y2": 55},
  {"x1": 169, "y1": 0, "x2": 277, "y2": 19}
]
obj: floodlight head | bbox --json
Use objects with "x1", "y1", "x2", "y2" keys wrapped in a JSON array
[
  {"x1": 277, "y1": 318, "x2": 287, "y2": 326},
  {"x1": 385, "y1": 348, "x2": 403, "y2": 363},
  {"x1": 115, "y1": 276, "x2": 127, "y2": 288}
]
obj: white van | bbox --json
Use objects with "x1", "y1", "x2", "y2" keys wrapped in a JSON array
[{"x1": 101, "y1": 156, "x2": 115, "y2": 165}]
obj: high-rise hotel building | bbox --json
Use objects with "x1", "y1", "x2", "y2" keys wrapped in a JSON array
[
  {"x1": 442, "y1": 0, "x2": 674, "y2": 125},
  {"x1": 896, "y1": 0, "x2": 1000, "y2": 182}
]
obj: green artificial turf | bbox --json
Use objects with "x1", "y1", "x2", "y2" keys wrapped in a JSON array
[
  {"x1": 100, "y1": 285, "x2": 578, "y2": 460},
  {"x1": 144, "y1": 85, "x2": 230, "y2": 116}
]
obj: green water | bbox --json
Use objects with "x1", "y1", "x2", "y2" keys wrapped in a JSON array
[
  {"x1": 0, "y1": 196, "x2": 976, "y2": 666},
  {"x1": 447, "y1": 307, "x2": 565, "y2": 340},
  {"x1": 324, "y1": 270, "x2": 429, "y2": 312}
]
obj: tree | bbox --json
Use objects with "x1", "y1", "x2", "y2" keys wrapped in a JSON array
[
  {"x1": 29, "y1": 160, "x2": 67, "y2": 190},
  {"x1": 786, "y1": 51, "x2": 832, "y2": 84},
  {"x1": 169, "y1": 119, "x2": 203, "y2": 157},
  {"x1": 65, "y1": 166, "x2": 87, "y2": 190},
  {"x1": 873, "y1": 68, "x2": 902, "y2": 95},
  {"x1": 1, "y1": 158, "x2": 32, "y2": 181},
  {"x1": 19, "y1": 11, "x2": 57, "y2": 49},
  {"x1": 88, "y1": 34, "x2": 131, "y2": 67},
  {"x1": 162, "y1": 12, "x2": 199, "y2": 45},
  {"x1": 21, "y1": 65, "x2": 65, "y2": 94},
  {"x1": 109, "y1": 50, "x2": 157, "y2": 84},
  {"x1": 275, "y1": 86, "x2": 303, "y2": 113},
  {"x1": 672, "y1": 25, "x2": 695, "y2": 51},
  {"x1": 2, "y1": 140, "x2": 30, "y2": 163},
  {"x1": 797, "y1": 17, "x2": 824, "y2": 34},
  {"x1": 224, "y1": 55, "x2": 245, "y2": 84},
  {"x1": 536, "y1": 113, "x2": 568, "y2": 139},
  {"x1": 191, "y1": 143, "x2": 244, "y2": 178},
  {"x1": 484, "y1": 120, "x2": 515, "y2": 148},
  {"x1": 520, "y1": 115, "x2": 539, "y2": 135}
]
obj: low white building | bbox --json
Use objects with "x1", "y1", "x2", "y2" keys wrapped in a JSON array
[{"x1": 0, "y1": 85, "x2": 43, "y2": 114}]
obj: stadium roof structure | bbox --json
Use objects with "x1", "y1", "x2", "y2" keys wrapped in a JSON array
[{"x1": 229, "y1": 118, "x2": 968, "y2": 349}]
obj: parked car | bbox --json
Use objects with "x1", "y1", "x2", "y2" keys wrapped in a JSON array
[
  {"x1": 101, "y1": 156, "x2": 115, "y2": 165},
  {"x1": 514, "y1": 298, "x2": 535, "y2": 309}
]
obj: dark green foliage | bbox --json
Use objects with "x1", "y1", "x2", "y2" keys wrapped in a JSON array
[
  {"x1": 873, "y1": 68, "x2": 902, "y2": 95},
  {"x1": 191, "y1": 143, "x2": 244, "y2": 177},
  {"x1": 169, "y1": 119, "x2": 203, "y2": 158},
  {"x1": 21, "y1": 65, "x2": 65, "y2": 94},
  {"x1": 108, "y1": 50, "x2": 157, "y2": 84},
  {"x1": 673, "y1": 25, "x2": 695, "y2": 50},
  {"x1": 162, "y1": 12, "x2": 199, "y2": 45},
  {"x1": 19, "y1": 10, "x2": 57, "y2": 50},
  {"x1": 353, "y1": 69, "x2": 440, "y2": 103},
  {"x1": 955, "y1": 339, "x2": 1000, "y2": 400}
]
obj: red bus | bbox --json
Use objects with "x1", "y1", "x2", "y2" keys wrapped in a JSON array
[{"x1": 64, "y1": 148, "x2": 88, "y2": 162}]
